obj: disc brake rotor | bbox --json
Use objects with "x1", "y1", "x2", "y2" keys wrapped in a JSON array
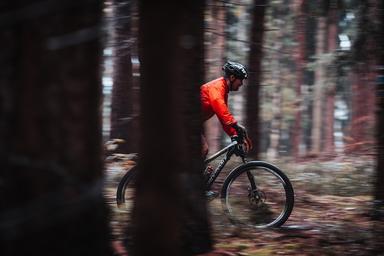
[{"x1": 248, "y1": 187, "x2": 266, "y2": 207}]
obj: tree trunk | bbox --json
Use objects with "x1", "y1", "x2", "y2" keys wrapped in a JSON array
[
  {"x1": 246, "y1": 0, "x2": 266, "y2": 159},
  {"x1": 204, "y1": 0, "x2": 226, "y2": 153},
  {"x1": 205, "y1": 0, "x2": 226, "y2": 81},
  {"x1": 292, "y1": 0, "x2": 307, "y2": 159},
  {"x1": 348, "y1": 64, "x2": 375, "y2": 153},
  {"x1": 372, "y1": 1, "x2": 384, "y2": 253},
  {"x1": 110, "y1": 0, "x2": 137, "y2": 153},
  {"x1": 311, "y1": 16, "x2": 327, "y2": 155},
  {"x1": 302, "y1": 11, "x2": 317, "y2": 154},
  {"x1": 324, "y1": 3, "x2": 339, "y2": 155},
  {"x1": 324, "y1": 88, "x2": 335, "y2": 154},
  {"x1": 266, "y1": 30, "x2": 282, "y2": 160},
  {"x1": 266, "y1": 71, "x2": 282, "y2": 160},
  {"x1": 374, "y1": 0, "x2": 384, "y2": 205},
  {"x1": 0, "y1": 2, "x2": 112, "y2": 255},
  {"x1": 133, "y1": 1, "x2": 212, "y2": 255},
  {"x1": 347, "y1": 1, "x2": 376, "y2": 155}
]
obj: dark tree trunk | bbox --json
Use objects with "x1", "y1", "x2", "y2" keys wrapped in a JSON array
[
  {"x1": 324, "y1": 3, "x2": 339, "y2": 156},
  {"x1": 292, "y1": 0, "x2": 307, "y2": 159},
  {"x1": 348, "y1": 63, "x2": 375, "y2": 153},
  {"x1": 374, "y1": 0, "x2": 384, "y2": 205},
  {"x1": 0, "y1": 1, "x2": 112, "y2": 256},
  {"x1": 246, "y1": 0, "x2": 266, "y2": 159},
  {"x1": 110, "y1": 0, "x2": 137, "y2": 153},
  {"x1": 324, "y1": 88, "x2": 335, "y2": 154},
  {"x1": 133, "y1": 1, "x2": 212, "y2": 255},
  {"x1": 372, "y1": 2, "x2": 384, "y2": 254},
  {"x1": 302, "y1": 12, "x2": 317, "y2": 154},
  {"x1": 204, "y1": 0, "x2": 226, "y2": 153},
  {"x1": 348, "y1": 1, "x2": 376, "y2": 154}
]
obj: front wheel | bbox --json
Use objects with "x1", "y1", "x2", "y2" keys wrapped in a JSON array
[{"x1": 221, "y1": 161, "x2": 294, "y2": 228}]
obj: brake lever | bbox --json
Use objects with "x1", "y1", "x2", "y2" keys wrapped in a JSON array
[{"x1": 234, "y1": 143, "x2": 245, "y2": 158}]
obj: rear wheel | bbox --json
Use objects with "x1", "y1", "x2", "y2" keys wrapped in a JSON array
[
  {"x1": 116, "y1": 166, "x2": 137, "y2": 222},
  {"x1": 221, "y1": 161, "x2": 294, "y2": 228}
]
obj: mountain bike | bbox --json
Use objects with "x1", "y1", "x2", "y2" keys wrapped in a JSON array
[{"x1": 116, "y1": 134, "x2": 294, "y2": 228}]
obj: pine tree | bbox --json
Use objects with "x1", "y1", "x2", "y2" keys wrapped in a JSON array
[
  {"x1": 0, "y1": 2, "x2": 112, "y2": 255},
  {"x1": 132, "y1": 1, "x2": 212, "y2": 255},
  {"x1": 246, "y1": 0, "x2": 267, "y2": 159}
]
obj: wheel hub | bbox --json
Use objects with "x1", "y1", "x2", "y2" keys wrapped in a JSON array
[{"x1": 248, "y1": 187, "x2": 266, "y2": 206}]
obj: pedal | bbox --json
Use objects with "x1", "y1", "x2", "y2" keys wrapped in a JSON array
[{"x1": 206, "y1": 190, "x2": 218, "y2": 200}]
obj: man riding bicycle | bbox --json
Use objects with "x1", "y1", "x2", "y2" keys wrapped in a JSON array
[
  {"x1": 200, "y1": 60, "x2": 252, "y2": 157},
  {"x1": 116, "y1": 61, "x2": 294, "y2": 228}
]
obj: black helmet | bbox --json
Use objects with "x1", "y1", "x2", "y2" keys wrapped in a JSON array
[{"x1": 222, "y1": 61, "x2": 248, "y2": 79}]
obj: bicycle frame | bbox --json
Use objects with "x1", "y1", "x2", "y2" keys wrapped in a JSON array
[
  {"x1": 116, "y1": 136, "x2": 294, "y2": 227},
  {"x1": 204, "y1": 140, "x2": 246, "y2": 190}
]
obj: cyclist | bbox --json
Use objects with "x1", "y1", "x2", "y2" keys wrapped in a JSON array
[{"x1": 200, "y1": 60, "x2": 252, "y2": 158}]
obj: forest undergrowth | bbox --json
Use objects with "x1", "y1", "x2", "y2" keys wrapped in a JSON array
[{"x1": 104, "y1": 153, "x2": 384, "y2": 256}]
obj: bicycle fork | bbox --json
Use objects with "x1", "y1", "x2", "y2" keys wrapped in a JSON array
[
  {"x1": 239, "y1": 154, "x2": 257, "y2": 191},
  {"x1": 246, "y1": 169, "x2": 265, "y2": 206}
]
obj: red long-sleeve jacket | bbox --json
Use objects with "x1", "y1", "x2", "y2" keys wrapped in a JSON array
[{"x1": 200, "y1": 77, "x2": 237, "y2": 136}]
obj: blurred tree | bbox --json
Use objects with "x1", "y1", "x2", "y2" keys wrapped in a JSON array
[
  {"x1": 262, "y1": 0, "x2": 300, "y2": 158},
  {"x1": 292, "y1": 0, "x2": 307, "y2": 159},
  {"x1": 302, "y1": 9, "x2": 317, "y2": 156},
  {"x1": 265, "y1": 1, "x2": 287, "y2": 159},
  {"x1": 109, "y1": 0, "x2": 138, "y2": 153},
  {"x1": 311, "y1": 13, "x2": 327, "y2": 155},
  {"x1": 310, "y1": 0, "x2": 343, "y2": 157},
  {"x1": 348, "y1": 65, "x2": 375, "y2": 153},
  {"x1": 374, "y1": 0, "x2": 384, "y2": 208},
  {"x1": 307, "y1": 0, "x2": 344, "y2": 157},
  {"x1": 246, "y1": 0, "x2": 266, "y2": 158},
  {"x1": 0, "y1": 1, "x2": 112, "y2": 256},
  {"x1": 266, "y1": 39, "x2": 282, "y2": 160},
  {"x1": 348, "y1": 1, "x2": 376, "y2": 154},
  {"x1": 205, "y1": 0, "x2": 226, "y2": 81},
  {"x1": 132, "y1": 0, "x2": 212, "y2": 255},
  {"x1": 372, "y1": 2, "x2": 384, "y2": 253},
  {"x1": 323, "y1": 1, "x2": 340, "y2": 156},
  {"x1": 204, "y1": 0, "x2": 226, "y2": 153}
]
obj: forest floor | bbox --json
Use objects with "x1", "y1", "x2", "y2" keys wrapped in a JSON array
[{"x1": 104, "y1": 153, "x2": 384, "y2": 256}]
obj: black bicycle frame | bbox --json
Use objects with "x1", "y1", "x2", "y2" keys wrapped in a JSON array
[
  {"x1": 203, "y1": 141, "x2": 238, "y2": 190},
  {"x1": 203, "y1": 140, "x2": 258, "y2": 193}
]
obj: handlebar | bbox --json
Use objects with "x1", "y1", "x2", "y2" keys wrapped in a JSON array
[
  {"x1": 204, "y1": 139, "x2": 246, "y2": 165},
  {"x1": 204, "y1": 126, "x2": 250, "y2": 164},
  {"x1": 233, "y1": 140, "x2": 247, "y2": 158},
  {"x1": 231, "y1": 123, "x2": 247, "y2": 144}
]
